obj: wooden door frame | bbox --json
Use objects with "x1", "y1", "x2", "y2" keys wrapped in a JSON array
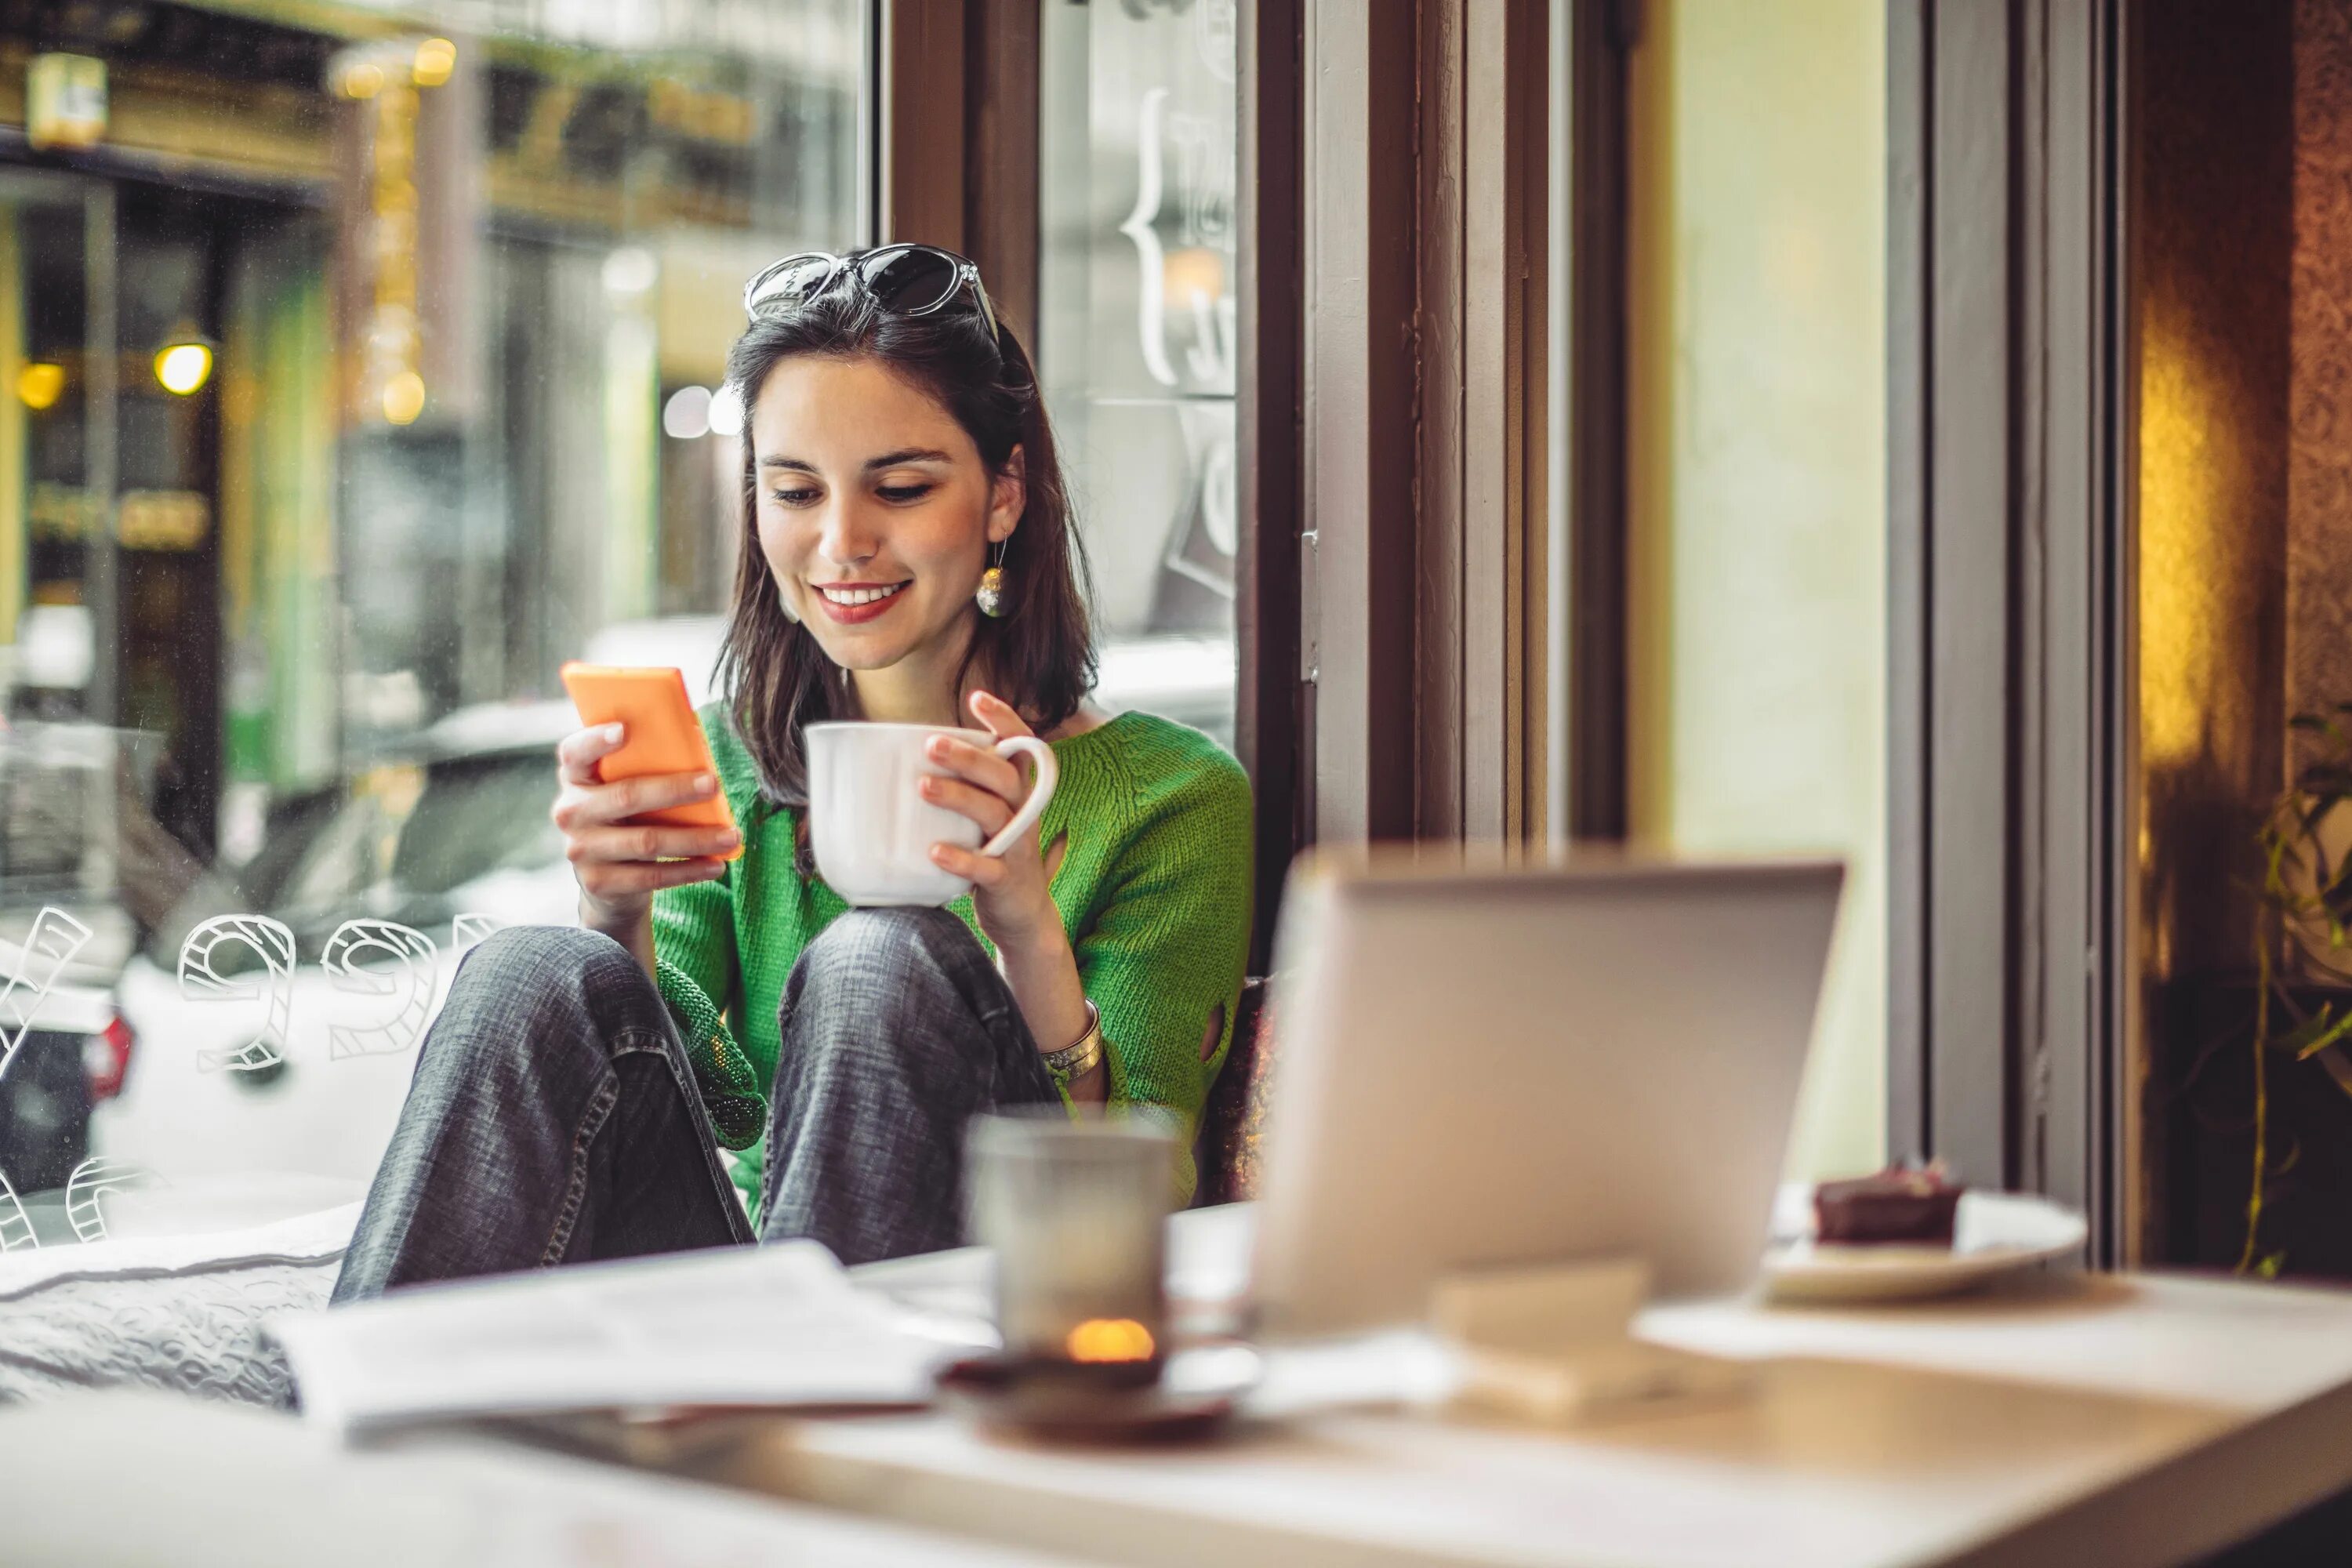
[
  {"x1": 1298, "y1": 0, "x2": 1555, "y2": 848},
  {"x1": 1295, "y1": 0, "x2": 1419, "y2": 845},
  {"x1": 877, "y1": 0, "x2": 967, "y2": 253},
  {"x1": 963, "y1": 0, "x2": 1042, "y2": 344},
  {"x1": 1239, "y1": 0, "x2": 1306, "y2": 967},
  {"x1": 1562, "y1": 0, "x2": 1635, "y2": 843},
  {"x1": 876, "y1": 0, "x2": 1040, "y2": 339},
  {"x1": 878, "y1": 0, "x2": 1308, "y2": 958},
  {"x1": 1886, "y1": 0, "x2": 2132, "y2": 1261}
]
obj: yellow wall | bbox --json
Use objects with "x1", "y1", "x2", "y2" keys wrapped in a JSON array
[{"x1": 1627, "y1": 0, "x2": 1887, "y2": 1179}]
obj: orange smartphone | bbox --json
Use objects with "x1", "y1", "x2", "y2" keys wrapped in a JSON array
[{"x1": 559, "y1": 662, "x2": 743, "y2": 862}]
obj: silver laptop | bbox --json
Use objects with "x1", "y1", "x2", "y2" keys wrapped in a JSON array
[{"x1": 1250, "y1": 850, "x2": 1844, "y2": 1337}]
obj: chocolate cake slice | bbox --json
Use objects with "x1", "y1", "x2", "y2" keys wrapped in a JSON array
[{"x1": 1813, "y1": 1165, "x2": 1962, "y2": 1247}]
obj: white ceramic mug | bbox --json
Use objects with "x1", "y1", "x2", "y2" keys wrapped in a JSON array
[{"x1": 804, "y1": 722, "x2": 1059, "y2": 907}]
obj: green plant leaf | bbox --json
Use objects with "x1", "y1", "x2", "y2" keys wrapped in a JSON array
[
  {"x1": 2296, "y1": 1009, "x2": 2352, "y2": 1060},
  {"x1": 2268, "y1": 1003, "x2": 2339, "y2": 1057},
  {"x1": 2263, "y1": 836, "x2": 2297, "y2": 899}
]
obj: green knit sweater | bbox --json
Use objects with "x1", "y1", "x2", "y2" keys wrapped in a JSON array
[{"x1": 652, "y1": 705, "x2": 1254, "y2": 1215}]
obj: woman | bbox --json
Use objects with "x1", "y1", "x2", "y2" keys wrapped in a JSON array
[{"x1": 333, "y1": 245, "x2": 1252, "y2": 1295}]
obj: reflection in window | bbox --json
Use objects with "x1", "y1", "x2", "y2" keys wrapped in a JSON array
[{"x1": 1039, "y1": 0, "x2": 1240, "y2": 751}]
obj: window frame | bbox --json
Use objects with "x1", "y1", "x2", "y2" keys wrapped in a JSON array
[
  {"x1": 878, "y1": 0, "x2": 1304, "y2": 960},
  {"x1": 1886, "y1": 0, "x2": 2130, "y2": 1261}
]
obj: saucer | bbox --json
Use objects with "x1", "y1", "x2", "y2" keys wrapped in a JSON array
[
  {"x1": 935, "y1": 1341, "x2": 1263, "y2": 1444},
  {"x1": 1762, "y1": 1189, "x2": 2089, "y2": 1305}
]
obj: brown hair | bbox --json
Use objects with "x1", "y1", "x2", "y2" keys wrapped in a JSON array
[{"x1": 716, "y1": 263, "x2": 1096, "y2": 807}]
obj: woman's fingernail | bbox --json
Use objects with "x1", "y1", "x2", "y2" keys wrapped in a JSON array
[
  {"x1": 918, "y1": 777, "x2": 938, "y2": 795},
  {"x1": 695, "y1": 773, "x2": 717, "y2": 793},
  {"x1": 718, "y1": 829, "x2": 740, "y2": 847},
  {"x1": 604, "y1": 724, "x2": 624, "y2": 742}
]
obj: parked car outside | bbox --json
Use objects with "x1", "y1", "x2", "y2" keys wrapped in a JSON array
[
  {"x1": 85, "y1": 613, "x2": 751, "y2": 1198},
  {"x1": 0, "y1": 962, "x2": 129, "y2": 1196},
  {"x1": 90, "y1": 701, "x2": 578, "y2": 1191},
  {"x1": 0, "y1": 721, "x2": 179, "y2": 1210}
]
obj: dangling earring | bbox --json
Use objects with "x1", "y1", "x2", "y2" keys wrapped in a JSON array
[{"x1": 976, "y1": 538, "x2": 1011, "y2": 619}]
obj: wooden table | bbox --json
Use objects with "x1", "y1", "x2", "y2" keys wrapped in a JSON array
[
  {"x1": 670, "y1": 1205, "x2": 2352, "y2": 1568},
  {"x1": 0, "y1": 1389, "x2": 1106, "y2": 1568}
]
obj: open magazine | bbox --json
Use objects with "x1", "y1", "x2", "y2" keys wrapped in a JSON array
[{"x1": 270, "y1": 1240, "x2": 947, "y2": 1439}]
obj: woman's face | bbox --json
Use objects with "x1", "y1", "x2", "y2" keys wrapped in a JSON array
[{"x1": 749, "y1": 354, "x2": 1022, "y2": 677}]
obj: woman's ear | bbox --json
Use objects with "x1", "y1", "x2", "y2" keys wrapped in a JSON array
[{"x1": 987, "y1": 445, "x2": 1027, "y2": 545}]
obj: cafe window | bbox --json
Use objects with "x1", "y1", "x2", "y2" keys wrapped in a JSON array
[
  {"x1": 1034, "y1": 0, "x2": 1240, "y2": 753},
  {"x1": 0, "y1": 1, "x2": 866, "y2": 1234}
]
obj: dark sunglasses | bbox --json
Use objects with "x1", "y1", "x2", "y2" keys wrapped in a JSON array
[{"x1": 742, "y1": 243, "x2": 1000, "y2": 343}]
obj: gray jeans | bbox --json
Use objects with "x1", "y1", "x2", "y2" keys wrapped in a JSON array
[{"x1": 332, "y1": 906, "x2": 1059, "y2": 1301}]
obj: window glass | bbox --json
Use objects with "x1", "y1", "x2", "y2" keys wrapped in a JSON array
[
  {"x1": 1037, "y1": 0, "x2": 1240, "y2": 751},
  {"x1": 0, "y1": 1, "x2": 866, "y2": 1240}
]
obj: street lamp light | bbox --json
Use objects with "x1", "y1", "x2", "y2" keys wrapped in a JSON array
[
  {"x1": 381, "y1": 370, "x2": 426, "y2": 426},
  {"x1": 412, "y1": 38, "x2": 456, "y2": 88},
  {"x1": 16, "y1": 362, "x2": 64, "y2": 411},
  {"x1": 154, "y1": 327, "x2": 213, "y2": 396}
]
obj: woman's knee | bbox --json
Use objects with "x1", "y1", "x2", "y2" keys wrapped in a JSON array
[
  {"x1": 795, "y1": 906, "x2": 982, "y2": 995},
  {"x1": 433, "y1": 924, "x2": 656, "y2": 1067},
  {"x1": 457, "y1": 924, "x2": 637, "y2": 993},
  {"x1": 780, "y1": 908, "x2": 1003, "y2": 1083}
]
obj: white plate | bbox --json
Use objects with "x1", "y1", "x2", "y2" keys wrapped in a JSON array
[{"x1": 1761, "y1": 1187, "x2": 2089, "y2": 1305}]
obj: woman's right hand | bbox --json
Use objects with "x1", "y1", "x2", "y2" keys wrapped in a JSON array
[{"x1": 552, "y1": 724, "x2": 739, "y2": 933}]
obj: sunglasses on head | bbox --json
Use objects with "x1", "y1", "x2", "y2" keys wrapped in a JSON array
[{"x1": 742, "y1": 243, "x2": 1000, "y2": 343}]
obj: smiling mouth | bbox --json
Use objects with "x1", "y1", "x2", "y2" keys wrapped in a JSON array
[{"x1": 814, "y1": 582, "x2": 909, "y2": 607}]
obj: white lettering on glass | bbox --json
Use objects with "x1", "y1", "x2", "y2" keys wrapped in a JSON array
[
  {"x1": 0, "y1": 905, "x2": 93, "y2": 1073},
  {"x1": 1118, "y1": 93, "x2": 1236, "y2": 397},
  {"x1": 180, "y1": 915, "x2": 296, "y2": 1073},
  {"x1": 451, "y1": 913, "x2": 505, "y2": 958},
  {"x1": 1120, "y1": 88, "x2": 1180, "y2": 389},
  {"x1": 0, "y1": 1168, "x2": 38, "y2": 1252},
  {"x1": 64, "y1": 1156, "x2": 154, "y2": 1244},
  {"x1": 1165, "y1": 110, "x2": 1232, "y2": 252},
  {"x1": 321, "y1": 920, "x2": 437, "y2": 1061}
]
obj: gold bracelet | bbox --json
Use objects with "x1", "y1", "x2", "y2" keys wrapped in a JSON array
[{"x1": 1040, "y1": 1000, "x2": 1104, "y2": 1080}]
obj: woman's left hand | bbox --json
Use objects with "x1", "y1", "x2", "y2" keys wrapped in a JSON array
[{"x1": 923, "y1": 691, "x2": 1062, "y2": 955}]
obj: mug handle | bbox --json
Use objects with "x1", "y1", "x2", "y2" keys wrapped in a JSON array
[{"x1": 978, "y1": 736, "x2": 1058, "y2": 858}]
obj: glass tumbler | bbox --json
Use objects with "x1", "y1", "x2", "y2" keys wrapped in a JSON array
[{"x1": 966, "y1": 1109, "x2": 1178, "y2": 1380}]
